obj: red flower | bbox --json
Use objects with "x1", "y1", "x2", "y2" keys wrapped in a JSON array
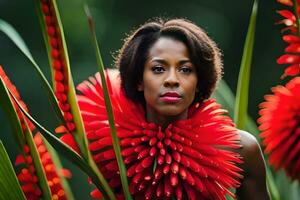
[
  {"x1": 276, "y1": 1, "x2": 300, "y2": 78},
  {"x1": 0, "y1": 66, "x2": 70, "y2": 200},
  {"x1": 75, "y1": 70, "x2": 242, "y2": 200},
  {"x1": 15, "y1": 134, "x2": 71, "y2": 200},
  {"x1": 258, "y1": 77, "x2": 300, "y2": 181}
]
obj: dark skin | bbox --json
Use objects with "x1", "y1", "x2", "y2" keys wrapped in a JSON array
[{"x1": 139, "y1": 37, "x2": 270, "y2": 199}]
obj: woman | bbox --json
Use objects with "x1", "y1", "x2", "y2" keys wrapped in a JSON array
[{"x1": 77, "y1": 18, "x2": 270, "y2": 199}]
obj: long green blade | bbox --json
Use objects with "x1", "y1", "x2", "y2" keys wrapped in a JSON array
[
  {"x1": 212, "y1": 80, "x2": 259, "y2": 137},
  {"x1": 0, "y1": 77, "x2": 52, "y2": 200},
  {"x1": 0, "y1": 140, "x2": 26, "y2": 200},
  {"x1": 0, "y1": 77, "x2": 25, "y2": 150},
  {"x1": 8, "y1": 88, "x2": 116, "y2": 200},
  {"x1": 0, "y1": 19, "x2": 65, "y2": 127},
  {"x1": 266, "y1": 167, "x2": 280, "y2": 200},
  {"x1": 234, "y1": 0, "x2": 258, "y2": 129},
  {"x1": 85, "y1": 6, "x2": 132, "y2": 200}
]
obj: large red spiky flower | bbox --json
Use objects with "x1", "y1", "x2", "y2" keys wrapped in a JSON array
[
  {"x1": 258, "y1": 77, "x2": 300, "y2": 181},
  {"x1": 276, "y1": 0, "x2": 300, "y2": 78},
  {"x1": 73, "y1": 70, "x2": 242, "y2": 200},
  {"x1": 0, "y1": 66, "x2": 70, "y2": 200}
]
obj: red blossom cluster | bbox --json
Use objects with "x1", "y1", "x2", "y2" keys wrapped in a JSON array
[
  {"x1": 0, "y1": 66, "x2": 70, "y2": 200},
  {"x1": 39, "y1": 0, "x2": 75, "y2": 132},
  {"x1": 276, "y1": 0, "x2": 300, "y2": 78},
  {"x1": 258, "y1": 77, "x2": 300, "y2": 181},
  {"x1": 258, "y1": 0, "x2": 300, "y2": 182},
  {"x1": 73, "y1": 71, "x2": 243, "y2": 200}
]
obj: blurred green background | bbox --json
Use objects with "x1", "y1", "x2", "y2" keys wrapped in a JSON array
[{"x1": 0, "y1": 0, "x2": 298, "y2": 199}]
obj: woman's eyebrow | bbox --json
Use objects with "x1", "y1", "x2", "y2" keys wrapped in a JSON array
[
  {"x1": 178, "y1": 59, "x2": 192, "y2": 65},
  {"x1": 150, "y1": 58, "x2": 168, "y2": 65},
  {"x1": 150, "y1": 58, "x2": 192, "y2": 65}
]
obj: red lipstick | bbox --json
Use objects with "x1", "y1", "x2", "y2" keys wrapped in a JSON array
[{"x1": 160, "y1": 91, "x2": 182, "y2": 103}]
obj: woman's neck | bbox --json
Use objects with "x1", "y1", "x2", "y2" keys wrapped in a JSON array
[{"x1": 145, "y1": 107, "x2": 188, "y2": 130}]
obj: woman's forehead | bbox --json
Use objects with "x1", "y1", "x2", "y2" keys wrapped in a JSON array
[{"x1": 147, "y1": 37, "x2": 190, "y2": 60}]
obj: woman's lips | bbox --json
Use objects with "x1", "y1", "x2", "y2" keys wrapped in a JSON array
[{"x1": 160, "y1": 91, "x2": 182, "y2": 103}]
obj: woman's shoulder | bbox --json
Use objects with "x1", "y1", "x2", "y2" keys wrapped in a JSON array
[
  {"x1": 238, "y1": 130, "x2": 261, "y2": 158},
  {"x1": 235, "y1": 130, "x2": 271, "y2": 199},
  {"x1": 237, "y1": 130, "x2": 265, "y2": 173}
]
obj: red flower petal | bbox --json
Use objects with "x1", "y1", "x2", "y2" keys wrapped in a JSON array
[
  {"x1": 282, "y1": 64, "x2": 300, "y2": 78},
  {"x1": 285, "y1": 43, "x2": 300, "y2": 52},
  {"x1": 258, "y1": 77, "x2": 300, "y2": 181},
  {"x1": 277, "y1": 54, "x2": 300, "y2": 64},
  {"x1": 282, "y1": 35, "x2": 300, "y2": 43},
  {"x1": 277, "y1": 10, "x2": 296, "y2": 22}
]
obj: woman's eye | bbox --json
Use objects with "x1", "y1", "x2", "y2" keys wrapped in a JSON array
[
  {"x1": 179, "y1": 66, "x2": 193, "y2": 74},
  {"x1": 151, "y1": 66, "x2": 165, "y2": 74}
]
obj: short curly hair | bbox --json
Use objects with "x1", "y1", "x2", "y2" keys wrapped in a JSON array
[{"x1": 116, "y1": 18, "x2": 223, "y2": 103}]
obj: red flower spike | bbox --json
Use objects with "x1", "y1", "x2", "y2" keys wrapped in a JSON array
[
  {"x1": 258, "y1": 77, "x2": 300, "y2": 181},
  {"x1": 38, "y1": 0, "x2": 78, "y2": 136},
  {"x1": 77, "y1": 70, "x2": 242, "y2": 199},
  {"x1": 0, "y1": 66, "x2": 70, "y2": 200},
  {"x1": 276, "y1": 1, "x2": 300, "y2": 78}
]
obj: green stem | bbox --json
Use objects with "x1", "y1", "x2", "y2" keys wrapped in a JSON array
[{"x1": 85, "y1": 6, "x2": 132, "y2": 200}]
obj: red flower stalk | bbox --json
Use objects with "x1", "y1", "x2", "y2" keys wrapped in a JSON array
[
  {"x1": 258, "y1": 77, "x2": 300, "y2": 181},
  {"x1": 73, "y1": 71, "x2": 243, "y2": 200},
  {"x1": 38, "y1": 0, "x2": 75, "y2": 132},
  {"x1": 276, "y1": 0, "x2": 300, "y2": 78},
  {"x1": 0, "y1": 66, "x2": 70, "y2": 200}
]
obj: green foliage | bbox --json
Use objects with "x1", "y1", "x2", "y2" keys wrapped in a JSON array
[
  {"x1": 0, "y1": 0, "x2": 299, "y2": 199},
  {"x1": 234, "y1": 0, "x2": 257, "y2": 130},
  {"x1": 0, "y1": 78, "x2": 25, "y2": 150},
  {"x1": 0, "y1": 19, "x2": 65, "y2": 126},
  {"x1": 0, "y1": 141, "x2": 26, "y2": 200},
  {"x1": 85, "y1": 6, "x2": 132, "y2": 200}
]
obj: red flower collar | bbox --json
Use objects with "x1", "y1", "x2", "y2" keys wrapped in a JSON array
[{"x1": 74, "y1": 70, "x2": 242, "y2": 200}]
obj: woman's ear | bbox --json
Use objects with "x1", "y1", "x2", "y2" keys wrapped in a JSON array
[{"x1": 137, "y1": 83, "x2": 144, "y2": 91}]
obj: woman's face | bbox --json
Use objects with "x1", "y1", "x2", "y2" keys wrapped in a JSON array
[{"x1": 139, "y1": 37, "x2": 198, "y2": 119}]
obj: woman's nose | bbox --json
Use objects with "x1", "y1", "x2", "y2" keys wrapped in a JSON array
[{"x1": 163, "y1": 70, "x2": 179, "y2": 87}]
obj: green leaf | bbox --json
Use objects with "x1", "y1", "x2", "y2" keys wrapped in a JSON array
[
  {"x1": 266, "y1": 166, "x2": 280, "y2": 200},
  {"x1": 8, "y1": 88, "x2": 116, "y2": 200},
  {"x1": 0, "y1": 77, "x2": 52, "y2": 199},
  {"x1": 212, "y1": 80, "x2": 259, "y2": 137},
  {"x1": 85, "y1": 6, "x2": 132, "y2": 200},
  {"x1": 0, "y1": 140, "x2": 26, "y2": 200},
  {"x1": 0, "y1": 77, "x2": 25, "y2": 150},
  {"x1": 234, "y1": 0, "x2": 258, "y2": 129},
  {"x1": 0, "y1": 19, "x2": 65, "y2": 128},
  {"x1": 35, "y1": 0, "x2": 91, "y2": 160}
]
